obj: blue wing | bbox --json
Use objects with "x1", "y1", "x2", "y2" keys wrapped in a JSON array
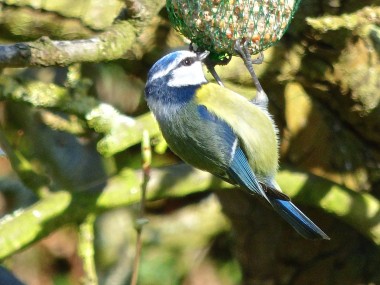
[
  {"x1": 227, "y1": 147, "x2": 269, "y2": 201},
  {"x1": 197, "y1": 105, "x2": 236, "y2": 148},
  {"x1": 198, "y1": 105, "x2": 329, "y2": 240},
  {"x1": 198, "y1": 106, "x2": 271, "y2": 201}
]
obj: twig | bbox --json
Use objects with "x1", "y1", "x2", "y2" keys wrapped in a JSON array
[
  {"x1": 131, "y1": 130, "x2": 151, "y2": 285},
  {"x1": 0, "y1": 130, "x2": 48, "y2": 193},
  {"x1": 78, "y1": 213, "x2": 98, "y2": 285}
]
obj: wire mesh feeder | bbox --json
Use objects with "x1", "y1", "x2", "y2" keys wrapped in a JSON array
[{"x1": 166, "y1": 0, "x2": 301, "y2": 59}]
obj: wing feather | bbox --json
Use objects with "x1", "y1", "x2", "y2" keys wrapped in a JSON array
[
  {"x1": 195, "y1": 83, "x2": 278, "y2": 179},
  {"x1": 227, "y1": 147, "x2": 269, "y2": 202}
]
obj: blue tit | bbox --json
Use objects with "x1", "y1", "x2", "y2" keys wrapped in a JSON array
[{"x1": 145, "y1": 50, "x2": 329, "y2": 240}]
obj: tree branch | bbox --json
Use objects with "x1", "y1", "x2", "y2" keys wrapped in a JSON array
[
  {"x1": 0, "y1": 6, "x2": 94, "y2": 41},
  {"x1": 0, "y1": 78, "x2": 160, "y2": 156},
  {"x1": 0, "y1": 164, "x2": 379, "y2": 260},
  {"x1": 0, "y1": 21, "x2": 137, "y2": 68},
  {"x1": 0, "y1": 165, "x2": 214, "y2": 260},
  {"x1": 0, "y1": 0, "x2": 166, "y2": 67},
  {"x1": 306, "y1": 6, "x2": 380, "y2": 32}
]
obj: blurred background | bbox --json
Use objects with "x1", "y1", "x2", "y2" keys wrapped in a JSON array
[{"x1": 0, "y1": 0, "x2": 379, "y2": 284}]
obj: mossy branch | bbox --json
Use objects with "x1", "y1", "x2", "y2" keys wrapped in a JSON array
[
  {"x1": 0, "y1": 165, "x2": 212, "y2": 260},
  {"x1": 0, "y1": 21, "x2": 137, "y2": 68},
  {"x1": 276, "y1": 170, "x2": 380, "y2": 245},
  {"x1": 306, "y1": 6, "x2": 380, "y2": 32},
  {"x1": 0, "y1": 78, "x2": 160, "y2": 156},
  {"x1": 1, "y1": 0, "x2": 157, "y2": 28},
  {"x1": 0, "y1": 6, "x2": 94, "y2": 41},
  {"x1": 0, "y1": 0, "x2": 166, "y2": 67},
  {"x1": 0, "y1": 164, "x2": 379, "y2": 260}
]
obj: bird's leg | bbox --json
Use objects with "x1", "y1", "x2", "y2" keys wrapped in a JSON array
[
  {"x1": 234, "y1": 39, "x2": 268, "y2": 109},
  {"x1": 205, "y1": 61, "x2": 224, "y2": 87},
  {"x1": 189, "y1": 42, "x2": 225, "y2": 86},
  {"x1": 204, "y1": 53, "x2": 232, "y2": 87}
]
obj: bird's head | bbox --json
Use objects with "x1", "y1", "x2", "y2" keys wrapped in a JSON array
[{"x1": 146, "y1": 50, "x2": 209, "y2": 89}]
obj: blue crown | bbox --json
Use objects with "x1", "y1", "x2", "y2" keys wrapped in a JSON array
[{"x1": 147, "y1": 52, "x2": 181, "y2": 80}]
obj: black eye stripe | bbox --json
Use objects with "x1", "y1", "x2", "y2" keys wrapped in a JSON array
[{"x1": 179, "y1": 57, "x2": 196, "y2": 67}]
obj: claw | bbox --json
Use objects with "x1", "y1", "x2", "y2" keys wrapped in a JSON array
[{"x1": 252, "y1": 52, "x2": 264, "y2": 65}]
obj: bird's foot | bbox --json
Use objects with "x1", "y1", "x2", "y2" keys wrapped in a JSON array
[
  {"x1": 205, "y1": 63, "x2": 224, "y2": 86},
  {"x1": 234, "y1": 39, "x2": 268, "y2": 108},
  {"x1": 252, "y1": 51, "x2": 264, "y2": 65},
  {"x1": 204, "y1": 55, "x2": 231, "y2": 87},
  {"x1": 191, "y1": 43, "x2": 232, "y2": 87}
]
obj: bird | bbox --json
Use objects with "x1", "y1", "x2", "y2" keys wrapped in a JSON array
[{"x1": 144, "y1": 50, "x2": 329, "y2": 240}]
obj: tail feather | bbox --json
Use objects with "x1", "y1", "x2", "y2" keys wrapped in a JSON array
[
  {"x1": 227, "y1": 146, "x2": 329, "y2": 240},
  {"x1": 269, "y1": 197, "x2": 330, "y2": 240}
]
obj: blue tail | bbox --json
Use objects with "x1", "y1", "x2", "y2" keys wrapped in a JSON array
[
  {"x1": 228, "y1": 147, "x2": 329, "y2": 240},
  {"x1": 269, "y1": 197, "x2": 330, "y2": 240}
]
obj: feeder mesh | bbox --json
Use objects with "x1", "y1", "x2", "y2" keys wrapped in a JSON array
[{"x1": 167, "y1": 0, "x2": 301, "y2": 58}]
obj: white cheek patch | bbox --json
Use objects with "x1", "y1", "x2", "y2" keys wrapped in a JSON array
[{"x1": 168, "y1": 62, "x2": 207, "y2": 87}]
